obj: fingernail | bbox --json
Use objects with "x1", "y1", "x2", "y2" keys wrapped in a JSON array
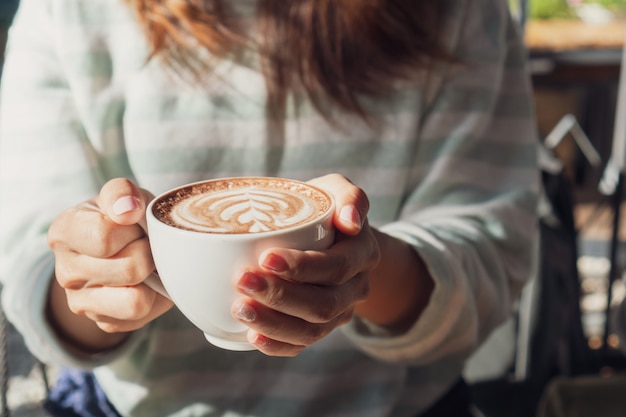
[
  {"x1": 247, "y1": 330, "x2": 268, "y2": 347},
  {"x1": 113, "y1": 196, "x2": 140, "y2": 215},
  {"x1": 235, "y1": 303, "x2": 256, "y2": 322},
  {"x1": 260, "y1": 253, "x2": 288, "y2": 273},
  {"x1": 237, "y1": 272, "x2": 266, "y2": 293},
  {"x1": 339, "y1": 205, "x2": 362, "y2": 229}
]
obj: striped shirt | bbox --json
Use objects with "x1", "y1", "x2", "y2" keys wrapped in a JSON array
[{"x1": 0, "y1": 0, "x2": 539, "y2": 416}]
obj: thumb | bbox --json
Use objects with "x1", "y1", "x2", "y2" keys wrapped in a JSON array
[
  {"x1": 308, "y1": 174, "x2": 369, "y2": 236},
  {"x1": 96, "y1": 178, "x2": 154, "y2": 227}
]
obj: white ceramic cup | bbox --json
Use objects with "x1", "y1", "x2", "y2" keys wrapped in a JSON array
[{"x1": 145, "y1": 177, "x2": 335, "y2": 351}]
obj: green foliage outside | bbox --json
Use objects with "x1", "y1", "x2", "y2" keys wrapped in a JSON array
[
  {"x1": 530, "y1": 0, "x2": 575, "y2": 19},
  {"x1": 527, "y1": 0, "x2": 626, "y2": 19},
  {"x1": 592, "y1": 0, "x2": 626, "y2": 7}
]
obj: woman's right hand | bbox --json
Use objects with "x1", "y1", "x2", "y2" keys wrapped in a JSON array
[{"x1": 47, "y1": 178, "x2": 173, "y2": 353}]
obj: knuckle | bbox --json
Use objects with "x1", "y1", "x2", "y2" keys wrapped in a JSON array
[
  {"x1": 97, "y1": 321, "x2": 124, "y2": 334},
  {"x1": 79, "y1": 211, "x2": 119, "y2": 258},
  {"x1": 265, "y1": 284, "x2": 288, "y2": 310},
  {"x1": 120, "y1": 291, "x2": 152, "y2": 319},
  {"x1": 302, "y1": 324, "x2": 330, "y2": 346},
  {"x1": 116, "y1": 258, "x2": 136, "y2": 284},
  {"x1": 47, "y1": 210, "x2": 73, "y2": 249},
  {"x1": 331, "y1": 256, "x2": 352, "y2": 282},
  {"x1": 65, "y1": 296, "x2": 85, "y2": 316},
  {"x1": 114, "y1": 238, "x2": 154, "y2": 285},
  {"x1": 117, "y1": 257, "x2": 147, "y2": 286},
  {"x1": 54, "y1": 266, "x2": 86, "y2": 290},
  {"x1": 47, "y1": 226, "x2": 62, "y2": 250},
  {"x1": 89, "y1": 224, "x2": 116, "y2": 258},
  {"x1": 313, "y1": 292, "x2": 341, "y2": 323}
]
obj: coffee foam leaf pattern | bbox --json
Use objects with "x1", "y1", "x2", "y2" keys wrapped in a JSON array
[
  {"x1": 175, "y1": 188, "x2": 317, "y2": 233},
  {"x1": 153, "y1": 179, "x2": 332, "y2": 234}
]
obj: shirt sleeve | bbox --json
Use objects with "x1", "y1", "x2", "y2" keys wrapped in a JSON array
[
  {"x1": 342, "y1": 0, "x2": 540, "y2": 365},
  {"x1": 0, "y1": 0, "x2": 144, "y2": 369}
]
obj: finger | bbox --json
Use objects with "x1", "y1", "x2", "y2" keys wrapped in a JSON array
[
  {"x1": 308, "y1": 174, "x2": 369, "y2": 236},
  {"x1": 66, "y1": 285, "x2": 173, "y2": 333},
  {"x1": 55, "y1": 237, "x2": 155, "y2": 289},
  {"x1": 246, "y1": 330, "x2": 305, "y2": 357},
  {"x1": 232, "y1": 297, "x2": 353, "y2": 351},
  {"x1": 234, "y1": 271, "x2": 368, "y2": 323},
  {"x1": 96, "y1": 178, "x2": 154, "y2": 228},
  {"x1": 258, "y1": 229, "x2": 380, "y2": 286},
  {"x1": 48, "y1": 204, "x2": 145, "y2": 259}
]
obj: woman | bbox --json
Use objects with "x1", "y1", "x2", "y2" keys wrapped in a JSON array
[{"x1": 0, "y1": 0, "x2": 539, "y2": 416}]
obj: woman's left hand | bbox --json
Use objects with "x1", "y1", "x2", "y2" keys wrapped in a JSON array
[{"x1": 231, "y1": 174, "x2": 381, "y2": 356}]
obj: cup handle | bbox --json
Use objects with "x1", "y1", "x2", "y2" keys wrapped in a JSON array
[{"x1": 143, "y1": 272, "x2": 172, "y2": 300}]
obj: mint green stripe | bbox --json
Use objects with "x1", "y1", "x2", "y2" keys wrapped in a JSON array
[
  {"x1": 405, "y1": 187, "x2": 537, "y2": 214},
  {"x1": 431, "y1": 88, "x2": 533, "y2": 117},
  {"x1": 417, "y1": 138, "x2": 537, "y2": 167},
  {"x1": 63, "y1": 52, "x2": 114, "y2": 79}
]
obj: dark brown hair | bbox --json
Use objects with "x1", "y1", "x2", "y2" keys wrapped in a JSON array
[{"x1": 128, "y1": 0, "x2": 449, "y2": 121}]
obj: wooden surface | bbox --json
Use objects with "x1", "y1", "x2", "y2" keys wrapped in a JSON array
[{"x1": 525, "y1": 19, "x2": 626, "y2": 52}]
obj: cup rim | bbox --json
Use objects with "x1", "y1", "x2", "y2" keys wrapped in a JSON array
[{"x1": 146, "y1": 176, "x2": 335, "y2": 238}]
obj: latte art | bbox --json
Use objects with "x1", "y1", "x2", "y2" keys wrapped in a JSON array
[
  {"x1": 174, "y1": 188, "x2": 317, "y2": 233},
  {"x1": 153, "y1": 178, "x2": 332, "y2": 234}
]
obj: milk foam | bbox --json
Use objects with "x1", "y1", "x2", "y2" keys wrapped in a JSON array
[
  {"x1": 170, "y1": 187, "x2": 318, "y2": 233},
  {"x1": 153, "y1": 178, "x2": 332, "y2": 234}
]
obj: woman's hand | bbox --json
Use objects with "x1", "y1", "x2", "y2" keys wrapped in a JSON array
[
  {"x1": 231, "y1": 174, "x2": 434, "y2": 357},
  {"x1": 47, "y1": 178, "x2": 173, "y2": 354}
]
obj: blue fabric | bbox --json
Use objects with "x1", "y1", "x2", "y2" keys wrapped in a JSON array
[{"x1": 44, "y1": 368, "x2": 122, "y2": 417}]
